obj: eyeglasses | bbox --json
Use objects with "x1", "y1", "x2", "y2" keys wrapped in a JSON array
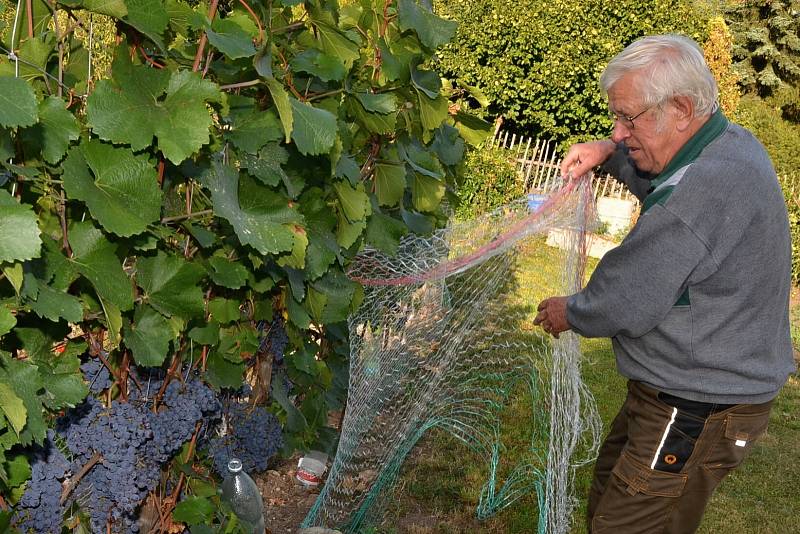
[{"x1": 608, "y1": 103, "x2": 657, "y2": 130}]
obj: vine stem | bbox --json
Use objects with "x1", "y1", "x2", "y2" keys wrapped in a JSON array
[
  {"x1": 158, "y1": 421, "x2": 203, "y2": 533},
  {"x1": 219, "y1": 79, "x2": 261, "y2": 90},
  {"x1": 25, "y1": 0, "x2": 33, "y2": 38},
  {"x1": 192, "y1": 0, "x2": 220, "y2": 72},
  {"x1": 59, "y1": 451, "x2": 102, "y2": 505},
  {"x1": 161, "y1": 209, "x2": 213, "y2": 224},
  {"x1": 152, "y1": 353, "x2": 182, "y2": 410},
  {"x1": 238, "y1": 0, "x2": 264, "y2": 43},
  {"x1": 59, "y1": 189, "x2": 72, "y2": 256}
]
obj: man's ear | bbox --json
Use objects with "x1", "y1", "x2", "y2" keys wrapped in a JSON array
[{"x1": 671, "y1": 96, "x2": 695, "y2": 130}]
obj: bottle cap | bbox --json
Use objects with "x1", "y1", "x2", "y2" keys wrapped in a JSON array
[{"x1": 227, "y1": 458, "x2": 243, "y2": 473}]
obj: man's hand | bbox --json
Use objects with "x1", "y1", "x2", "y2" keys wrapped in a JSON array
[
  {"x1": 559, "y1": 140, "x2": 617, "y2": 179},
  {"x1": 534, "y1": 296, "x2": 571, "y2": 338}
]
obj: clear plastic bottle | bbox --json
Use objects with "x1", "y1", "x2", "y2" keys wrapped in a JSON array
[{"x1": 220, "y1": 458, "x2": 265, "y2": 534}]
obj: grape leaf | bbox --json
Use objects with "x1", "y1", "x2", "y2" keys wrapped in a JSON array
[
  {"x1": 67, "y1": 222, "x2": 134, "y2": 311},
  {"x1": 264, "y1": 78, "x2": 293, "y2": 143},
  {"x1": 431, "y1": 124, "x2": 465, "y2": 166},
  {"x1": 99, "y1": 296, "x2": 122, "y2": 349},
  {"x1": 4, "y1": 453, "x2": 31, "y2": 488},
  {"x1": 136, "y1": 252, "x2": 206, "y2": 319},
  {"x1": 59, "y1": 0, "x2": 127, "y2": 18},
  {"x1": 1, "y1": 263, "x2": 23, "y2": 295},
  {"x1": 29, "y1": 284, "x2": 83, "y2": 324},
  {"x1": 0, "y1": 307, "x2": 15, "y2": 338},
  {"x1": 0, "y1": 356, "x2": 45, "y2": 445},
  {"x1": 87, "y1": 56, "x2": 221, "y2": 164},
  {"x1": 124, "y1": 0, "x2": 169, "y2": 44},
  {"x1": 312, "y1": 20, "x2": 360, "y2": 68},
  {"x1": 200, "y1": 161, "x2": 296, "y2": 255},
  {"x1": 206, "y1": 18, "x2": 257, "y2": 59},
  {"x1": 0, "y1": 190, "x2": 42, "y2": 263},
  {"x1": 333, "y1": 181, "x2": 370, "y2": 222},
  {"x1": 366, "y1": 211, "x2": 408, "y2": 255},
  {"x1": 24, "y1": 96, "x2": 80, "y2": 164},
  {"x1": 124, "y1": 305, "x2": 174, "y2": 367},
  {"x1": 374, "y1": 162, "x2": 406, "y2": 207},
  {"x1": 173, "y1": 496, "x2": 214, "y2": 525},
  {"x1": 63, "y1": 139, "x2": 163, "y2": 237},
  {"x1": 0, "y1": 76, "x2": 39, "y2": 128},
  {"x1": 355, "y1": 92, "x2": 397, "y2": 114},
  {"x1": 36, "y1": 351, "x2": 89, "y2": 410},
  {"x1": 240, "y1": 143, "x2": 290, "y2": 187},
  {"x1": 310, "y1": 270, "x2": 356, "y2": 323},
  {"x1": 205, "y1": 351, "x2": 245, "y2": 390},
  {"x1": 417, "y1": 92, "x2": 449, "y2": 131},
  {"x1": 411, "y1": 173, "x2": 445, "y2": 212},
  {"x1": 290, "y1": 49, "x2": 346, "y2": 82},
  {"x1": 224, "y1": 95, "x2": 283, "y2": 153},
  {"x1": 300, "y1": 192, "x2": 339, "y2": 280},
  {"x1": 397, "y1": 0, "x2": 458, "y2": 50},
  {"x1": 290, "y1": 99, "x2": 337, "y2": 156},
  {"x1": 453, "y1": 110, "x2": 492, "y2": 145},
  {"x1": 0, "y1": 383, "x2": 25, "y2": 436},
  {"x1": 207, "y1": 256, "x2": 248, "y2": 289},
  {"x1": 208, "y1": 298, "x2": 241, "y2": 324}
]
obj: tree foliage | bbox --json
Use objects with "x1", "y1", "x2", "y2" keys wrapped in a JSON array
[
  {"x1": 433, "y1": 0, "x2": 706, "y2": 143},
  {"x1": 703, "y1": 16, "x2": 740, "y2": 115},
  {"x1": 726, "y1": 0, "x2": 800, "y2": 99},
  {"x1": 0, "y1": 0, "x2": 489, "y2": 530}
]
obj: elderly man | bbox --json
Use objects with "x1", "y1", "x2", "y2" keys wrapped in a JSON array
[{"x1": 534, "y1": 35, "x2": 796, "y2": 533}]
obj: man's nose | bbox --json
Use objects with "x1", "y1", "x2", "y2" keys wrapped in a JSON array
[{"x1": 610, "y1": 120, "x2": 630, "y2": 144}]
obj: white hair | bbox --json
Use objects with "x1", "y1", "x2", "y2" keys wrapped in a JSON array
[{"x1": 600, "y1": 34, "x2": 719, "y2": 117}]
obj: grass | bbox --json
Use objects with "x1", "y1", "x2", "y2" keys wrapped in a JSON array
[{"x1": 382, "y1": 238, "x2": 800, "y2": 533}]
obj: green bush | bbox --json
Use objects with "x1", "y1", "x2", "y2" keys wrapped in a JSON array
[
  {"x1": 434, "y1": 0, "x2": 707, "y2": 143},
  {"x1": 455, "y1": 146, "x2": 522, "y2": 219},
  {"x1": 735, "y1": 95, "x2": 800, "y2": 174}
]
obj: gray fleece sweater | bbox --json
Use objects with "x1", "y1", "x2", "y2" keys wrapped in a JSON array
[{"x1": 567, "y1": 114, "x2": 796, "y2": 404}]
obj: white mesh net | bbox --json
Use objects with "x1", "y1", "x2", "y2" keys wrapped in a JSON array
[{"x1": 302, "y1": 178, "x2": 602, "y2": 533}]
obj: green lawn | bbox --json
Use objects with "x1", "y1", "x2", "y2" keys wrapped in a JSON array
[{"x1": 384, "y1": 238, "x2": 800, "y2": 533}]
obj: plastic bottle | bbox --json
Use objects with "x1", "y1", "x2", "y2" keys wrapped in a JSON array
[{"x1": 221, "y1": 458, "x2": 266, "y2": 534}]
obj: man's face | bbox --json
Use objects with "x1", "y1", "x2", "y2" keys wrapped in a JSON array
[{"x1": 607, "y1": 73, "x2": 681, "y2": 175}]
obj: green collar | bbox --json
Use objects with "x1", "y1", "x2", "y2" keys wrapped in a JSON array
[{"x1": 642, "y1": 107, "x2": 729, "y2": 211}]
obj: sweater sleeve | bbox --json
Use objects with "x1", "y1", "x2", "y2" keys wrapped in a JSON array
[
  {"x1": 566, "y1": 203, "x2": 713, "y2": 338},
  {"x1": 601, "y1": 144, "x2": 653, "y2": 202}
]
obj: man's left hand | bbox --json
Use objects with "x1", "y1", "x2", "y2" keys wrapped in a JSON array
[{"x1": 534, "y1": 296, "x2": 571, "y2": 338}]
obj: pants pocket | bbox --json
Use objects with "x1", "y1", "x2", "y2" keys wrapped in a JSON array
[
  {"x1": 592, "y1": 452, "x2": 687, "y2": 533},
  {"x1": 702, "y1": 411, "x2": 770, "y2": 482}
]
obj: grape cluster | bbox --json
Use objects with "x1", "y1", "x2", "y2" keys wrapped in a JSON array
[
  {"x1": 207, "y1": 401, "x2": 283, "y2": 477},
  {"x1": 12, "y1": 431, "x2": 70, "y2": 534},
  {"x1": 33, "y1": 372, "x2": 222, "y2": 534},
  {"x1": 263, "y1": 317, "x2": 289, "y2": 364},
  {"x1": 80, "y1": 357, "x2": 113, "y2": 394},
  {"x1": 57, "y1": 396, "x2": 157, "y2": 532}
]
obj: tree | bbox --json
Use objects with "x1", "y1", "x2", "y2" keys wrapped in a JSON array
[{"x1": 726, "y1": 0, "x2": 800, "y2": 101}]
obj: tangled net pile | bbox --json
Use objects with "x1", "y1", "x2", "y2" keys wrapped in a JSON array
[{"x1": 303, "y1": 178, "x2": 603, "y2": 533}]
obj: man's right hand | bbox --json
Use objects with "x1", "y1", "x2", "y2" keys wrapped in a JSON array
[{"x1": 560, "y1": 140, "x2": 617, "y2": 179}]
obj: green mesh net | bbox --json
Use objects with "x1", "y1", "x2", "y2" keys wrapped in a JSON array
[{"x1": 302, "y1": 178, "x2": 602, "y2": 533}]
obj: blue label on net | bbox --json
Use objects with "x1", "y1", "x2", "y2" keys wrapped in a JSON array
[{"x1": 527, "y1": 194, "x2": 548, "y2": 212}]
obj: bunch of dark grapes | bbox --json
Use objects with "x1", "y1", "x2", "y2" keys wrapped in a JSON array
[
  {"x1": 47, "y1": 374, "x2": 221, "y2": 533},
  {"x1": 57, "y1": 397, "x2": 155, "y2": 532},
  {"x1": 145, "y1": 378, "x2": 222, "y2": 464},
  {"x1": 207, "y1": 401, "x2": 283, "y2": 477},
  {"x1": 81, "y1": 357, "x2": 113, "y2": 393},
  {"x1": 12, "y1": 431, "x2": 70, "y2": 533},
  {"x1": 263, "y1": 317, "x2": 289, "y2": 364}
]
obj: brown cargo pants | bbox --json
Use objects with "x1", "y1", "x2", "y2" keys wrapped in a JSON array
[{"x1": 588, "y1": 380, "x2": 773, "y2": 533}]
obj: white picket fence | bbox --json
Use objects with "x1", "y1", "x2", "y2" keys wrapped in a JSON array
[
  {"x1": 489, "y1": 129, "x2": 640, "y2": 204},
  {"x1": 491, "y1": 128, "x2": 799, "y2": 206}
]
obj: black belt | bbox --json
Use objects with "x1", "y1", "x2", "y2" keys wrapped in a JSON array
[{"x1": 658, "y1": 391, "x2": 737, "y2": 419}]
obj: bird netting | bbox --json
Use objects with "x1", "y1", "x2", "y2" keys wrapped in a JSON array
[{"x1": 302, "y1": 177, "x2": 602, "y2": 533}]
